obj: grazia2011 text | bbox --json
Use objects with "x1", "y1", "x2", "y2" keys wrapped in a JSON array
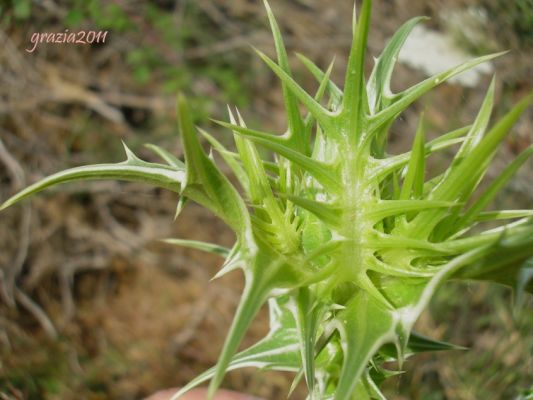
[{"x1": 26, "y1": 30, "x2": 108, "y2": 53}]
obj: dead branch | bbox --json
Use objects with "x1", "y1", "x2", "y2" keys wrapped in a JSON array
[
  {"x1": 46, "y1": 68, "x2": 125, "y2": 124},
  {"x1": 14, "y1": 288, "x2": 58, "y2": 340},
  {"x1": 0, "y1": 139, "x2": 31, "y2": 308}
]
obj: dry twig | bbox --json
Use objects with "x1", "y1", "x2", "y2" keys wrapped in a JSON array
[{"x1": 0, "y1": 139, "x2": 31, "y2": 307}]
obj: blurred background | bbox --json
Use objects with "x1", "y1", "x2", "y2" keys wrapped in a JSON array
[{"x1": 0, "y1": 0, "x2": 532, "y2": 399}]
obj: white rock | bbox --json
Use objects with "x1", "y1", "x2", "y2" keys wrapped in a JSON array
[{"x1": 398, "y1": 24, "x2": 493, "y2": 88}]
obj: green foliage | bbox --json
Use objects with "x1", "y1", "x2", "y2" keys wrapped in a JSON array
[
  {"x1": 13, "y1": 0, "x2": 32, "y2": 20},
  {"x1": 485, "y1": 0, "x2": 533, "y2": 45},
  {"x1": 1, "y1": 341, "x2": 68, "y2": 399},
  {"x1": 63, "y1": 0, "x2": 135, "y2": 31},
  {"x1": 1, "y1": 1, "x2": 532, "y2": 399},
  {"x1": 1, "y1": 0, "x2": 32, "y2": 21}
]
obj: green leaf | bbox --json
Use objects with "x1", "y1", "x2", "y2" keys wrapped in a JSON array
[
  {"x1": 0, "y1": 143, "x2": 184, "y2": 211},
  {"x1": 341, "y1": 0, "x2": 372, "y2": 143},
  {"x1": 367, "y1": 255, "x2": 436, "y2": 278},
  {"x1": 229, "y1": 108, "x2": 273, "y2": 205},
  {"x1": 297, "y1": 53, "x2": 342, "y2": 108},
  {"x1": 473, "y1": 210, "x2": 533, "y2": 222},
  {"x1": 400, "y1": 115, "x2": 425, "y2": 200},
  {"x1": 198, "y1": 127, "x2": 250, "y2": 192},
  {"x1": 143, "y1": 144, "x2": 188, "y2": 220},
  {"x1": 412, "y1": 94, "x2": 533, "y2": 237},
  {"x1": 372, "y1": 126, "x2": 470, "y2": 181},
  {"x1": 453, "y1": 78, "x2": 495, "y2": 164},
  {"x1": 406, "y1": 332, "x2": 466, "y2": 352},
  {"x1": 362, "y1": 371, "x2": 388, "y2": 400},
  {"x1": 172, "y1": 298, "x2": 301, "y2": 400},
  {"x1": 293, "y1": 288, "x2": 325, "y2": 395},
  {"x1": 162, "y1": 238, "x2": 230, "y2": 257},
  {"x1": 144, "y1": 143, "x2": 185, "y2": 168},
  {"x1": 369, "y1": 224, "x2": 531, "y2": 255},
  {"x1": 369, "y1": 52, "x2": 505, "y2": 132},
  {"x1": 205, "y1": 241, "x2": 311, "y2": 399},
  {"x1": 428, "y1": 79, "x2": 496, "y2": 214},
  {"x1": 458, "y1": 146, "x2": 533, "y2": 229},
  {"x1": 216, "y1": 121, "x2": 340, "y2": 190},
  {"x1": 174, "y1": 196, "x2": 188, "y2": 220},
  {"x1": 304, "y1": 60, "x2": 336, "y2": 129},
  {"x1": 254, "y1": 48, "x2": 333, "y2": 132},
  {"x1": 335, "y1": 292, "x2": 396, "y2": 400},
  {"x1": 515, "y1": 258, "x2": 533, "y2": 310},
  {"x1": 212, "y1": 244, "x2": 245, "y2": 280},
  {"x1": 213, "y1": 120, "x2": 288, "y2": 147},
  {"x1": 367, "y1": 16, "x2": 428, "y2": 114},
  {"x1": 441, "y1": 92, "x2": 531, "y2": 203},
  {"x1": 207, "y1": 274, "x2": 270, "y2": 399},
  {"x1": 453, "y1": 223, "x2": 533, "y2": 292},
  {"x1": 285, "y1": 195, "x2": 342, "y2": 227},
  {"x1": 430, "y1": 124, "x2": 472, "y2": 145},
  {"x1": 177, "y1": 94, "x2": 251, "y2": 237},
  {"x1": 379, "y1": 331, "x2": 465, "y2": 358},
  {"x1": 367, "y1": 200, "x2": 456, "y2": 221},
  {"x1": 263, "y1": 0, "x2": 307, "y2": 154}
]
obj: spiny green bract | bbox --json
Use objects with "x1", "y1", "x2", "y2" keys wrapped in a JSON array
[{"x1": 1, "y1": 1, "x2": 532, "y2": 399}]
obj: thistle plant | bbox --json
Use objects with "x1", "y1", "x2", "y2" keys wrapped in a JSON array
[{"x1": 2, "y1": 1, "x2": 532, "y2": 399}]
